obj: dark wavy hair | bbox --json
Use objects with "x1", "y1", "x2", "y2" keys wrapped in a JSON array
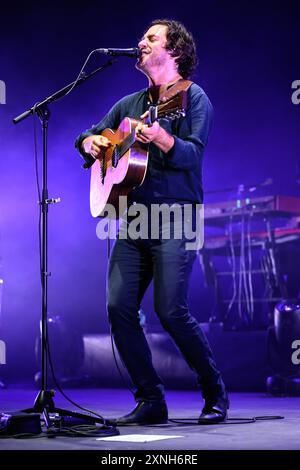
[{"x1": 147, "y1": 19, "x2": 198, "y2": 79}]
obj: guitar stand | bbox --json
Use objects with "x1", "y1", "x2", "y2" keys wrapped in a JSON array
[{"x1": 12, "y1": 60, "x2": 119, "y2": 436}]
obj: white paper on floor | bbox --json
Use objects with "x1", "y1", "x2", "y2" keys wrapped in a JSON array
[{"x1": 96, "y1": 434, "x2": 184, "y2": 443}]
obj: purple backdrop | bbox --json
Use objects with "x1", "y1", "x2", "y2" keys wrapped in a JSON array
[{"x1": 0, "y1": 0, "x2": 299, "y2": 379}]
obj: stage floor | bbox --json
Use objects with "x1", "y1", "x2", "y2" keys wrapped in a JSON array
[{"x1": 0, "y1": 387, "x2": 299, "y2": 450}]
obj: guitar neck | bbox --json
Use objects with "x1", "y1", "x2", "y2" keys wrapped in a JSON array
[
  {"x1": 118, "y1": 128, "x2": 137, "y2": 157},
  {"x1": 118, "y1": 114, "x2": 156, "y2": 157},
  {"x1": 114, "y1": 95, "x2": 185, "y2": 162}
]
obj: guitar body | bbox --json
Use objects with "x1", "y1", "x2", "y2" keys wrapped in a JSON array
[
  {"x1": 90, "y1": 117, "x2": 148, "y2": 218},
  {"x1": 89, "y1": 85, "x2": 188, "y2": 218}
]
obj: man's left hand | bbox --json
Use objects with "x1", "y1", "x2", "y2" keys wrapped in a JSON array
[
  {"x1": 135, "y1": 120, "x2": 161, "y2": 144},
  {"x1": 135, "y1": 111, "x2": 175, "y2": 153}
]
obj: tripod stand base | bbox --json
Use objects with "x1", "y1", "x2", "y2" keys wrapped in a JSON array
[
  {"x1": 21, "y1": 389, "x2": 119, "y2": 436},
  {"x1": 22, "y1": 389, "x2": 56, "y2": 427},
  {"x1": 33, "y1": 389, "x2": 55, "y2": 412}
]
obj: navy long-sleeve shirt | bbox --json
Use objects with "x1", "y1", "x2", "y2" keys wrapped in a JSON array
[{"x1": 75, "y1": 82, "x2": 213, "y2": 204}]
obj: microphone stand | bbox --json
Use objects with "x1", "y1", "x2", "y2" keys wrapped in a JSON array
[{"x1": 12, "y1": 59, "x2": 117, "y2": 432}]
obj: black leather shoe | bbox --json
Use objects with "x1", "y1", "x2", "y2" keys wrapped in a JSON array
[
  {"x1": 198, "y1": 384, "x2": 229, "y2": 424},
  {"x1": 112, "y1": 400, "x2": 169, "y2": 426}
]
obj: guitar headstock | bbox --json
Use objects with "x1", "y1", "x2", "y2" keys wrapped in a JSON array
[{"x1": 147, "y1": 90, "x2": 187, "y2": 123}]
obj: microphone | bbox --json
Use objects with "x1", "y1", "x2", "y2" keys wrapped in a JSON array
[{"x1": 96, "y1": 47, "x2": 140, "y2": 58}]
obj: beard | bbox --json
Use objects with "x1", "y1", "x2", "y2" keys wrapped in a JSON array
[{"x1": 136, "y1": 52, "x2": 169, "y2": 73}]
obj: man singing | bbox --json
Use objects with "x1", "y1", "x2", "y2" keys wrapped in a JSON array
[{"x1": 75, "y1": 19, "x2": 229, "y2": 425}]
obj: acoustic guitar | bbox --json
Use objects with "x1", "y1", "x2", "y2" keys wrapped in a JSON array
[{"x1": 90, "y1": 91, "x2": 187, "y2": 218}]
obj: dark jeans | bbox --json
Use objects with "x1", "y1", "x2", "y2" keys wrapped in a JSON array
[{"x1": 107, "y1": 210, "x2": 223, "y2": 402}]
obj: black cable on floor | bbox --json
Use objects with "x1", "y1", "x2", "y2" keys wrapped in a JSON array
[
  {"x1": 0, "y1": 432, "x2": 45, "y2": 439},
  {"x1": 168, "y1": 415, "x2": 285, "y2": 425},
  {"x1": 46, "y1": 424, "x2": 117, "y2": 438}
]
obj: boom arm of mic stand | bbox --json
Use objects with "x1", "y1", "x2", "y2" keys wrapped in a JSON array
[{"x1": 12, "y1": 59, "x2": 116, "y2": 124}]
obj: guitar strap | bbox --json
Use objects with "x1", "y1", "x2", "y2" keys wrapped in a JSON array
[{"x1": 157, "y1": 79, "x2": 193, "y2": 104}]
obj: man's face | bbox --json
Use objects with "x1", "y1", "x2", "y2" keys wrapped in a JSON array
[{"x1": 136, "y1": 24, "x2": 174, "y2": 74}]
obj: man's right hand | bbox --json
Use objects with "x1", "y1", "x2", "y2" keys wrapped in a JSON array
[{"x1": 82, "y1": 135, "x2": 112, "y2": 159}]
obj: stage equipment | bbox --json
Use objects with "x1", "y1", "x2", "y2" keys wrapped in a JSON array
[
  {"x1": 200, "y1": 194, "x2": 300, "y2": 329},
  {"x1": 0, "y1": 412, "x2": 41, "y2": 436},
  {"x1": 266, "y1": 300, "x2": 300, "y2": 396}
]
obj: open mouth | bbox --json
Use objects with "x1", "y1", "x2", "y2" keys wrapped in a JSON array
[
  {"x1": 137, "y1": 50, "x2": 151, "y2": 64},
  {"x1": 137, "y1": 52, "x2": 147, "y2": 62}
]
